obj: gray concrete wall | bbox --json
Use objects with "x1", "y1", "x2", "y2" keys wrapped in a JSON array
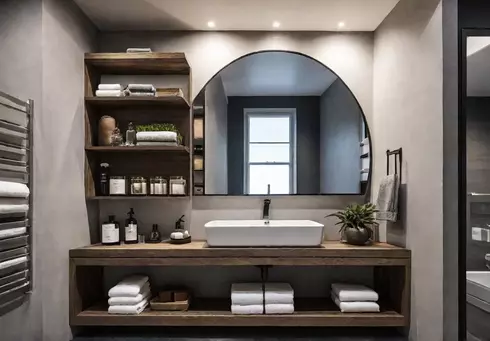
[
  {"x1": 373, "y1": 0, "x2": 444, "y2": 339},
  {"x1": 319, "y1": 79, "x2": 362, "y2": 194},
  {"x1": 204, "y1": 76, "x2": 228, "y2": 194}
]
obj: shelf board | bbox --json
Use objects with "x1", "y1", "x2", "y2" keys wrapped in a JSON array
[
  {"x1": 85, "y1": 53, "x2": 190, "y2": 75},
  {"x1": 71, "y1": 298, "x2": 405, "y2": 327},
  {"x1": 70, "y1": 241, "x2": 410, "y2": 266},
  {"x1": 85, "y1": 146, "x2": 190, "y2": 153},
  {"x1": 87, "y1": 196, "x2": 189, "y2": 201},
  {"x1": 85, "y1": 96, "x2": 190, "y2": 109}
]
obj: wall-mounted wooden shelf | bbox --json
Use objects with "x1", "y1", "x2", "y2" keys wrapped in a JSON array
[
  {"x1": 85, "y1": 96, "x2": 190, "y2": 109},
  {"x1": 71, "y1": 298, "x2": 404, "y2": 327},
  {"x1": 84, "y1": 53, "x2": 190, "y2": 75},
  {"x1": 86, "y1": 196, "x2": 189, "y2": 201},
  {"x1": 85, "y1": 146, "x2": 190, "y2": 153}
]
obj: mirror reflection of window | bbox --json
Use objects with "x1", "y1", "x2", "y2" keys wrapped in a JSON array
[{"x1": 245, "y1": 110, "x2": 296, "y2": 195}]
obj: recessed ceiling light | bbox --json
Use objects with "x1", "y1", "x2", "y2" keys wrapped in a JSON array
[
  {"x1": 338, "y1": 22, "x2": 345, "y2": 28},
  {"x1": 272, "y1": 21, "x2": 281, "y2": 28},
  {"x1": 207, "y1": 21, "x2": 216, "y2": 28}
]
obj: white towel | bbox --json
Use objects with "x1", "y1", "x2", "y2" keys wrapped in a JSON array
[
  {"x1": 265, "y1": 283, "x2": 294, "y2": 304},
  {"x1": 126, "y1": 92, "x2": 155, "y2": 97},
  {"x1": 108, "y1": 287, "x2": 151, "y2": 306},
  {"x1": 0, "y1": 204, "x2": 28, "y2": 215},
  {"x1": 127, "y1": 84, "x2": 156, "y2": 92},
  {"x1": 108, "y1": 275, "x2": 149, "y2": 297},
  {"x1": 95, "y1": 90, "x2": 124, "y2": 97},
  {"x1": 136, "y1": 142, "x2": 178, "y2": 146},
  {"x1": 126, "y1": 48, "x2": 152, "y2": 53},
  {"x1": 0, "y1": 226, "x2": 26, "y2": 240},
  {"x1": 375, "y1": 174, "x2": 399, "y2": 222},
  {"x1": 136, "y1": 131, "x2": 178, "y2": 143},
  {"x1": 332, "y1": 293, "x2": 380, "y2": 313},
  {"x1": 231, "y1": 283, "x2": 263, "y2": 305},
  {"x1": 108, "y1": 299, "x2": 149, "y2": 315},
  {"x1": 265, "y1": 303, "x2": 294, "y2": 314},
  {"x1": 331, "y1": 283, "x2": 378, "y2": 302},
  {"x1": 0, "y1": 256, "x2": 27, "y2": 270},
  {"x1": 231, "y1": 304, "x2": 263, "y2": 315},
  {"x1": 0, "y1": 181, "x2": 29, "y2": 198},
  {"x1": 98, "y1": 84, "x2": 122, "y2": 91}
]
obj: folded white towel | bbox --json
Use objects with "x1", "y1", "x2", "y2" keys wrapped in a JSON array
[
  {"x1": 376, "y1": 174, "x2": 400, "y2": 222},
  {"x1": 231, "y1": 304, "x2": 263, "y2": 315},
  {"x1": 108, "y1": 299, "x2": 149, "y2": 315},
  {"x1": 265, "y1": 303, "x2": 294, "y2": 314},
  {"x1": 0, "y1": 226, "x2": 26, "y2": 240},
  {"x1": 265, "y1": 283, "x2": 294, "y2": 305},
  {"x1": 127, "y1": 84, "x2": 156, "y2": 92},
  {"x1": 126, "y1": 48, "x2": 152, "y2": 53},
  {"x1": 108, "y1": 287, "x2": 151, "y2": 306},
  {"x1": 136, "y1": 142, "x2": 178, "y2": 146},
  {"x1": 231, "y1": 283, "x2": 263, "y2": 305},
  {"x1": 0, "y1": 256, "x2": 28, "y2": 270},
  {"x1": 95, "y1": 90, "x2": 124, "y2": 97},
  {"x1": 127, "y1": 92, "x2": 155, "y2": 97},
  {"x1": 136, "y1": 131, "x2": 178, "y2": 143},
  {"x1": 331, "y1": 283, "x2": 378, "y2": 302},
  {"x1": 98, "y1": 84, "x2": 122, "y2": 91},
  {"x1": 0, "y1": 204, "x2": 28, "y2": 215},
  {"x1": 0, "y1": 181, "x2": 29, "y2": 198},
  {"x1": 108, "y1": 275, "x2": 149, "y2": 297},
  {"x1": 332, "y1": 293, "x2": 380, "y2": 313}
]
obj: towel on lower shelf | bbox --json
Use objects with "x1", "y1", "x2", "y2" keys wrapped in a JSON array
[
  {"x1": 127, "y1": 48, "x2": 152, "y2": 53},
  {"x1": 108, "y1": 299, "x2": 149, "y2": 315},
  {"x1": 95, "y1": 90, "x2": 124, "y2": 97},
  {"x1": 331, "y1": 283, "x2": 379, "y2": 302},
  {"x1": 231, "y1": 283, "x2": 263, "y2": 305},
  {"x1": 231, "y1": 304, "x2": 263, "y2": 315},
  {"x1": 108, "y1": 275, "x2": 149, "y2": 297},
  {"x1": 375, "y1": 174, "x2": 400, "y2": 222},
  {"x1": 0, "y1": 226, "x2": 26, "y2": 240},
  {"x1": 0, "y1": 204, "x2": 29, "y2": 215},
  {"x1": 98, "y1": 84, "x2": 122, "y2": 91},
  {"x1": 0, "y1": 181, "x2": 30, "y2": 198},
  {"x1": 265, "y1": 283, "x2": 294, "y2": 304},
  {"x1": 108, "y1": 284, "x2": 151, "y2": 306},
  {"x1": 136, "y1": 142, "x2": 178, "y2": 146},
  {"x1": 127, "y1": 84, "x2": 156, "y2": 92},
  {"x1": 126, "y1": 92, "x2": 155, "y2": 97},
  {"x1": 136, "y1": 131, "x2": 178, "y2": 143},
  {"x1": 265, "y1": 303, "x2": 294, "y2": 314},
  {"x1": 332, "y1": 293, "x2": 380, "y2": 313}
]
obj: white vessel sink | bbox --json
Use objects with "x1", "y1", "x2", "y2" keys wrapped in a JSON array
[{"x1": 205, "y1": 220, "x2": 324, "y2": 247}]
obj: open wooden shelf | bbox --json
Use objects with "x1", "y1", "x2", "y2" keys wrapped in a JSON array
[
  {"x1": 85, "y1": 96, "x2": 190, "y2": 109},
  {"x1": 71, "y1": 298, "x2": 405, "y2": 327},
  {"x1": 84, "y1": 53, "x2": 190, "y2": 75},
  {"x1": 85, "y1": 146, "x2": 190, "y2": 153},
  {"x1": 86, "y1": 196, "x2": 189, "y2": 201}
]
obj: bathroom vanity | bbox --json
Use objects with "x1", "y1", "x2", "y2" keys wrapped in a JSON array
[{"x1": 69, "y1": 241, "x2": 410, "y2": 328}]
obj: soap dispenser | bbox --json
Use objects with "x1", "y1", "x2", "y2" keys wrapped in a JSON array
[
  {"x1": 170, "y1": 215, "x2": 191, "y2": 244},
  {"x1": 124, "y1": 208, "x2": 138, "y2": 244},
  {"x1": 147, "y1": 224, "x2": 162, "y2": 243},
  {"x1": 102, "y1": 215, "x2": 120, "y2": 246}
]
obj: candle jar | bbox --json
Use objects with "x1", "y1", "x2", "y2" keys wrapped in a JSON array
[
  {"x1": 130, "y1": 176, "x2": 148, "y2": 195},
  {"x1": 150, "y1": 177, "x2": 168, "y2": 196},
  {"x1": 169, "y1": 176, "x2": 186, "y2": 196},
  {"x1": 109, "y1": 176, "x2": 127, "y2": 195}
]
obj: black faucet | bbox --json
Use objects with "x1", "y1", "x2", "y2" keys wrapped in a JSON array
[{"x1": 263, "y1": 199, "x2": 271, "y2": 223}]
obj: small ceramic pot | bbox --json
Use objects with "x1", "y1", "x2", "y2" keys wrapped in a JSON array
[{"x1": 343, "y1": 227, "x2": 372, "y2": 246}]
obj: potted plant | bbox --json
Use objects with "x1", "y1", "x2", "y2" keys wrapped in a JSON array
[{"x1": 327, "y1": 203, "x2": 378, "y2": 246}]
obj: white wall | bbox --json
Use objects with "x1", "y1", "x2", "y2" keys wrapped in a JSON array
[
  {"x1": 320, "y1": 79, "x2": 362, "y2": 194},
  {"x1": 373, "y1": 0, "x2": 443, "y2": 339},
  {"x1": 204, "y1": 75, "x2": 228, "y2": 194}
]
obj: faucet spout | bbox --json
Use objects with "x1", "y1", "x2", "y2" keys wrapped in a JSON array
[{"x1": 263, "y1": 199, "x2": 271, "y2": 224}]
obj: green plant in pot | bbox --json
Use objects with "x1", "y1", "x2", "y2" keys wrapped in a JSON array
[{"x1": 327, "y1": 203, "x2": 378, "y2": 246}]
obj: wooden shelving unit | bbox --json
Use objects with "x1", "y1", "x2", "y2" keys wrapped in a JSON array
[
  {"x1": 69, "y1": 241, "x2": 411, "y2": 328},
  {"x1": 85, "y1": 96, "x2": 190, "y2": 109}
]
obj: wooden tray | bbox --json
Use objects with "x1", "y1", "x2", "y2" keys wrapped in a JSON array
[
  {"x1": 150, "y1": 291, "x2": 190, "y2": 311},
  {"x1": 156, "y1": 88, "x2": 184, "y2": 98}
]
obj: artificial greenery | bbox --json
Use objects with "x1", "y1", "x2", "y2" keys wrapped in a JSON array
[
  {"x1": 327, "y1": 203, "x2": 379, "y2": 234},
  {"x1": 136, "y1": 123, "x2": 183, "y2": 144}
]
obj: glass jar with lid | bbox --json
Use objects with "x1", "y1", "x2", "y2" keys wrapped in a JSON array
[
  {"x1": 169, "y1": 176, "x2": 186, "y2": 196},
  {"x1": 130, "y1": 176, "x2": 148, "y2": 195},
  {"x1": 150, "y1": 176, "x2": 168, "y2": 196}
]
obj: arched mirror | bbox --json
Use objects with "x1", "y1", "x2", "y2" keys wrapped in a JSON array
[{"x1": 191, "y1": 51, "x2": 371, "y2": 196}]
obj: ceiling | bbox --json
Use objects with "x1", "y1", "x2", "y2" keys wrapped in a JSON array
[
  {"x1": 217, "y1": 52, "x2": 338, "y2": 97},
  {"x1": 467, "y1": 37, "x2": 490, "y2": 97},
  {"x1": 73, "y1": 0, "x2": 400, "y2": 31}
]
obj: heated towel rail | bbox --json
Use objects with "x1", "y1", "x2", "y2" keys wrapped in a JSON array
[{"x1": 0, "y1": 90, "x2": 33, "y2": 316}]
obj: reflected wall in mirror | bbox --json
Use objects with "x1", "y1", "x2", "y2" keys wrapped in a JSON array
[{"x1": 192, "y1": 51, "x2": 371, "y2": 196}]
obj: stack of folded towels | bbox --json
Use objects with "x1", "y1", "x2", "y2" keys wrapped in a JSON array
[
  {"x1": 136, "y1": 131, "x2": 178, "y2": 146},
  {"x1": 331, "y1": 283, "x2": 380, "y2": 313},
  {"x1": 231, "y1": 283, "x2": 294, "y2": 315},
  {"x1": 108, "y1": 275, "x2": 151, "y2": 315},
  {"x1": 125, "y1": 84, "x2": 156, "y2": 97},
  {"x1": 95, "y1": 84, "x2": 124, "y2": 97}
]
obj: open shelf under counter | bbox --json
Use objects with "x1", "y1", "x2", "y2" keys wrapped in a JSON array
[
  {"x1": 86, "y1": 196, "x2": 189, "y2": 201},
  {"x1": 84, "y1": 52, "x2": 190, "y2": 75},
  {"x1": 85, "y1": 96, "x2": 190, "y2": 109},
  {"x1": 85, "y1": 145, "x2": 190, "y2": 153},
  {"x1": 69, "y1": 241, "x2": 410, "y2": 266},
  {"x1": 71, "y1": 298, "x2": 405, "y2": 327}
]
